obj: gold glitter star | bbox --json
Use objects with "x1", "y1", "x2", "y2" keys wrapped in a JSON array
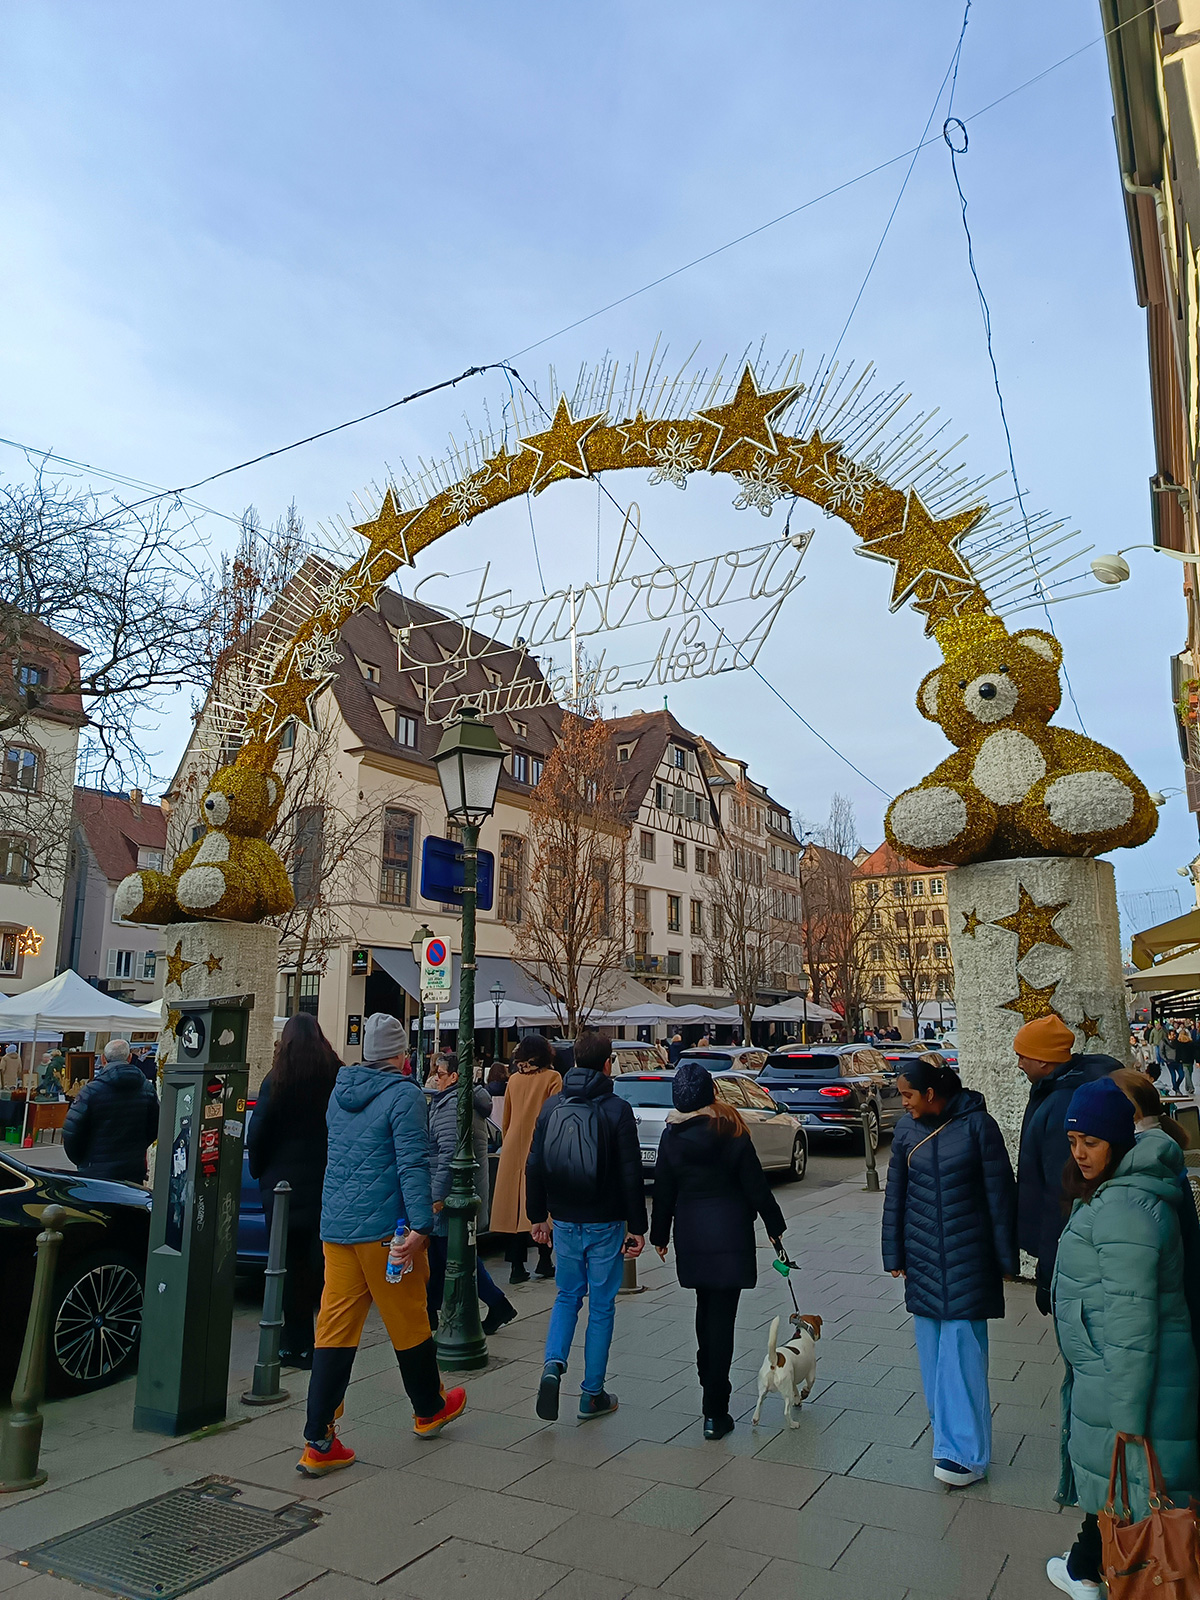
[
  {"x1": 911, "y1": 576, "x2": 989, "y2": 637},
  {"x1": 857, "y1": 490, "x2": 986, "y2": 611},
  {"x1": 992, "y1": 885, "x2": 1071, "y2": 961},
  {"x1": 519, "y1": 397, "x2": 604, "y2": 493},
  {"x1": 259, "y1": 650, "x2": 332, "y2": 742},
  {"x1": 962, "y1": 908, "x2": 983, "y2": 938},
  {"x1": 204, "y1": 952, "x2": 223, "y2": 976},
  {"x1": 353, "y1": 486, "x2": 426, "y2": 568},
  {"x1": 696, "y1": 365, "x2": 800, "y2": 468},
  {"x1": 1000, "y1": 977, "x2": 1060, "y2": 1024},
  {"x1": 1077, "y1": 1013, "x2": 1103, "y2": 1043},
  {"x1": 616, "y1": 411, "x2": 657, "y2": 456},
  {"x1": 165, "y1": 940, "x2": 194, "y2": 990},
  {"x1": 480, "y1": 446, "x2": 519, "y2": 486},
  {"x1": 165, "y1": 1007, "x2": 183, "y2": 1037},
  {"x1": 15, "y1": 926, "x2": 42, "y2": 956}
]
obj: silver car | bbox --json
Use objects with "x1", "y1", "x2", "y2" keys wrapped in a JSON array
[{"x1": 612, "y1": 1070, "x2": 808, "y2": 1181}]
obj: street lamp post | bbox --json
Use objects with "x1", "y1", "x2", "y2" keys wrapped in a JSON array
[
  {"x1": 797, "y1": 971, "x2": 810, "y2": 1045},
  {"x1": 431, "y1": 707, "x2": 506, "y2": 1371},
  {"x1": 489, "y1": 980, "x2": 505, "y2": 1062}
]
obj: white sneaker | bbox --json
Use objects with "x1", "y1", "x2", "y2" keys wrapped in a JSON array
[
  {"x1": 1046, "y1": 1554, "x2": 1100, "y2": 1597},
  {"x1": 932, "y1": 1458, "x2": 986, "y2": 1487}
]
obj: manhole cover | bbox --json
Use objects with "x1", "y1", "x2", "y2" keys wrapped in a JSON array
[{"x1": 12, "y1": 1477, "x2": 320, "y2": 1600}]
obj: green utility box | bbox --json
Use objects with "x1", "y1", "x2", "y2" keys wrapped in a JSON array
[{"x1": 133, "y1": 996, "x2": 252, "y2": 1435}]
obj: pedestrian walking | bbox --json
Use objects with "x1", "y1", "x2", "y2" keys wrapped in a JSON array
[
  {"x1": 667, "y1": 1031, "x2": 684, "y2": 1065},
  {"x1": 424, "y1": 1053, "x2": 517, "y2": 1335},
  {"x1": 1180, "y1": 1019, "x2": 1198, "y2": 1095},
  {"x1": 526, "y1": 1030, "x2": 647, "y2": 1423},
  {"x1": 485, "y1": 1059, "x2": 508, "y2": 1104},
  {"x1": 297, "y1": 1013, "x2": 465, "y2": 1477},
  {"x1": 1011, "y1": 1015, "x2": 1119, "y2": 1314},
  {"x1": 490, "y1": 1035, "x2": 561, "y2": 1283},
  {"x1": 1164, "y1": 1026, "x2": 1184, "y2": 1092},
  {"x1": 882, "y1": 1056, "x2": 1017, "y2": 1488},
  {"x1": 247, "y1": 1013, "x2": 341, "y2": 1368},
  {"x1": 1148, "y1": 1017, "x2": 1166, "y2": 1073},
  {"x1": 1047, "y1": 1076, "x2": 1200, "y2": 1598},
  {"x1": 63, "y1": 1039, "x2": 159, "y2": 1182},
  {"x1": 650, "y1": 1061, "x2": 786, "y2": 1440}
]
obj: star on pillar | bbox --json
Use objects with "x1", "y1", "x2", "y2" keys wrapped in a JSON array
[
  {"x1": 962, "y1": 908, "x2": 983, "y2": 938},
  {"x1": 696, "y1": 365, "x2": 801, "y2": 468},
  {"x1": 165, "y1": 940, "x2": 194, "y2": 991},
  {"x1": 519, "y1": 397, "x2": 605, "y2": 493},
  {"x1": 165, "y1": 1007, "x2": 183, "y2": 1037},
  {"x1": 857, "y1": 491, "x2": 986, "y2": 611},
  {"x1": 1000, "y1": 977, "x2": 1060, "y2": 1024},
  {"x1": 992, "y1": 885, "x2": 1071, "y2": 961},
  {"x1": 1077, "y1": 1013, "x2": 1103, "y2": 1043},
  {"x1": 204, "y1": 952, "x2": 223, "y2": 976}
]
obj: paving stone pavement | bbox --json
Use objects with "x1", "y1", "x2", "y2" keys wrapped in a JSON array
[{"x1": 0, "y1": 1168, "x2": 1075, "y2": 1600}]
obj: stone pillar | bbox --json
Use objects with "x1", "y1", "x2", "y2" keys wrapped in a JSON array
[
  {"x1": 947, "y1": 857, "x2": 1128, "y2": 1158},
  {"x1": 161, "y1": 921, "x2": 280, "y2": 1092}
]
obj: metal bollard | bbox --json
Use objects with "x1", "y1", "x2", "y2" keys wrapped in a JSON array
[
  {"x1": 862, "y1": 1105, "x2": 880, "y2": 1193},
  {"x1": 241, "y1": 1182, "x2": 291, "y2": 1407},
  {"x1": 617, "y1": 1251, "x2": 645, "y2": 1295},
  {"x1": 0, "y1": 1204, "x2": 66, "y2": 1492}
]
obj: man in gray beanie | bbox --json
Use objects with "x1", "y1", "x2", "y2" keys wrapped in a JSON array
[{"x1": 298, "y1": 1012, "x2": 466, "y2": 1477}]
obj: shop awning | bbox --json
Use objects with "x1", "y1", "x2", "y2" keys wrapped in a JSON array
[
  {"x1": 1130, "y1": 908, "x2": 1200, "y2": 970},
  {"x1": 1127, "y1": 947, "x2": 1200, "y2": 991},
  {"x1": 370, "y1": 949, "x2": 549, "y2": 1008}
]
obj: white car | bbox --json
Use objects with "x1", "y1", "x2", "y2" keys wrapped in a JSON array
[{"x1": 612, "y1": 1070, "x2": 808, "y2": 1181}]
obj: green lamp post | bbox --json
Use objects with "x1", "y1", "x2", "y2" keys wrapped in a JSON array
[{"x1": 431, "y1": 706, "x2": 506, "y2": 1370}]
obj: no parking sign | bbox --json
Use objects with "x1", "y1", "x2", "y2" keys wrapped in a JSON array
[{"x1": 420, "y1": 936, "x2": 452, "y2": 1005}]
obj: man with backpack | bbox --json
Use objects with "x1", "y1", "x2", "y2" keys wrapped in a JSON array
[{"x1": 526, "y1": 1031, "x2": 647, "y2": 1422}]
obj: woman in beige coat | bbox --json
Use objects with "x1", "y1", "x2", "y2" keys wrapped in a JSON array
[{"x1": 490, "y1": 1036, "x2": 562, "y2": 1282}]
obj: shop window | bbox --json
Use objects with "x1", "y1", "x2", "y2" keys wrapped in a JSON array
[
  {"x1": 379, "y1": 808, "x2": 415, "y2": 906},
  {"x1": 285, "y1": 973, "x2": 320, "y2": 1017}
]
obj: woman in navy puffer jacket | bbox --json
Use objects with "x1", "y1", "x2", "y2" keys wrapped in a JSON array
[{"x1": 882, "y1": 1058, "x2": 1017, "y2": 1489}]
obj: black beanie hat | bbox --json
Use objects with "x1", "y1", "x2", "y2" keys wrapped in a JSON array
[{"x1": 673, "y1": 1060, "x2": 716, "y2": 1113}]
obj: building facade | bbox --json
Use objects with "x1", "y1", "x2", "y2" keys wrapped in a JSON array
[{"x1": 853, "y1": 842, "x2": 955, "y2": 1039}]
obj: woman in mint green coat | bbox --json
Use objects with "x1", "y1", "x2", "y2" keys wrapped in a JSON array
[{"x1": 1050, "y1": 1077, "x2": 1200, "y2": 1596}]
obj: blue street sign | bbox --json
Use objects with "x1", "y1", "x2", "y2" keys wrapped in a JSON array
[{"x1": 420, "y1": 835, "x2": 495, "y2": 912}]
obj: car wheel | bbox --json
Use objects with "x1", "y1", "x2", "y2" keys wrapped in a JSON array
[
  {"x1": 49, "y1": 1252, "x2": 143, "y2": 1396},
  {"x1": 855, "y1": 1106, "x2": 880, "y2": 1154},
  {"x1": 788, "y1": 1136, "x2": 807, "y2": 1181}
]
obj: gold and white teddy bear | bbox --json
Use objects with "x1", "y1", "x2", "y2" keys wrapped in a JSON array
[{"x1": 884, "y1": 615, "x2": 1158, "y2": 867}]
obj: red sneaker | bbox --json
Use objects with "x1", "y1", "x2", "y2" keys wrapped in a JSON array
[
  {"x1": 413, "y1": 1386, "x2": 467, "y2": 1438},
  {"x1": 296, "y1": 1431, "x2": 356, "y2": 1477}
]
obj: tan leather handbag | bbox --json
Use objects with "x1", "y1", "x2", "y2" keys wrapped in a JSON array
[{"x1": 1099, "y1": 1434, "x2": 1200, "y2": 1597}]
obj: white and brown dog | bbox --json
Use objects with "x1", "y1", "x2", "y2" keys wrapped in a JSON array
[{"x1": 750, "y1": 1313, "x2": 822, "y2": 1429}]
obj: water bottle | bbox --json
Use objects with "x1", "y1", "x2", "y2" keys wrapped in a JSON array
[{"x1": 385, "y1": 1216, "x2": 412, "y2": 1282}]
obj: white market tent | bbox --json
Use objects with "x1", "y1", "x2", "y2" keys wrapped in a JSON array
[{"x1": 0, "y1": 968, "x2": 162, "y2": 1032}]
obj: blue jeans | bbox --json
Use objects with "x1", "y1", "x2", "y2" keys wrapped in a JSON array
[
  {"x1": 913, "y1": 1316, "x2": 991, "y2": 1472},
  {"x1": 1168, "y1": 1061, "x2": 1185, "y2": 1092},
  {"x1": 544, "y1": 1220, "x2": 626, "y2": 1395}
]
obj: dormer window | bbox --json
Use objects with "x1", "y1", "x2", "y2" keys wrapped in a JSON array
[
  {"x1": 395, "y1": 713, "x2": 418, "y2": 748},
  {"x1": 511, "y1": 718, "x2": 528, "y2": 738},
  {"x1": 617, "y1": 743, "x2": 633, "y2": 762},
  {"x1": 361, "y1": 663, "x2": 381, "y2": 683}
]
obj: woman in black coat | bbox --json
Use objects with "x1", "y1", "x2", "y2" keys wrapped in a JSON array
[
  {"x1": 881, "y1": 1057, "x2": 1017, "y2": 1489},
  {"x1": 651, "y1": 1062, "x2": 786, "y2": 1441},
  {"x1": 247, "y1": 1014, "x2": 341, "y2": 1367}
]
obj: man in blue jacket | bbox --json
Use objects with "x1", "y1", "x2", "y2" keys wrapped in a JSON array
[
  {"x1": 1013, "y1": 1015, "x2": 1119, "y2": 1313},
  {"x1": 297, "y1": 1014, "x2": 465, "y2": 1477}
]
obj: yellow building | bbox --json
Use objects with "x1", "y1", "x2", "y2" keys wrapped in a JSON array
[{"x1": 853, "y1": 843, "x2": 955, "y2": 1040}]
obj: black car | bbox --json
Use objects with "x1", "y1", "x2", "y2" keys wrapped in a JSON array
[
  {"x1": 758, "y1": 1044, "x2": 906, "y2": 1151},
  {"x1": 0, "y1": 1150, "x2": 152, "y2": 1396}
]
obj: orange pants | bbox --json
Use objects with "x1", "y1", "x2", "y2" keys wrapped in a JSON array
[{"x1": 314, "y1": 1240, "x2": 432, "y2": 1352}]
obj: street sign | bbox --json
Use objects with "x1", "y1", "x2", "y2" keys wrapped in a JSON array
[
  {"x1": 346, "y1": 1014, "x2": 362, "y2": 1048},
  {"x1": 420, "y1": 936, "x2": 452, "y2": 1005},
  {"x1": 419, "y1": 835, "x2": 494, "y2": 912}
]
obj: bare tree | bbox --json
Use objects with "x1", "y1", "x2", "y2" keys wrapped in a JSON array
[
  {"x1": 513, "y1": 712, "x2": 631, "y2": 1034},
  {"x1": 799, "y1": 794, "x2": 873, "y2": 1039},
  {"x1": 702, "y1": 833, "x2": 780, "y2": 1042}
]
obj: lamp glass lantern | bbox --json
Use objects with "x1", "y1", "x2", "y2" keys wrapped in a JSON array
[
  {"x1": 432, "y1": 706, "x2": 506, "y2": 825},
  {"x1": 489, "y1": 981, "x2": 506, "y2": 1007}
]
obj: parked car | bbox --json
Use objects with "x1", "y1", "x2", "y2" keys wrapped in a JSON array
[
  {"x1": 674, "y1": 1045, "x2": 769, "y2": 1076},
  {"x1": 758, "y1": 1044, "x2": 907, "y2": 1151},
  {"x1": 609, "y1": 1040, "x2": 669, "y2": 1075},
  {"x1": 612, "y1": 1070, "x2": 807, "y2": 1180},
  {"x1": 236, "y1": 1100, "x2": 268, "y2": 1269},
  {"x1": 0, "y1": 1150, "x2": 152, "y2": 1396}
]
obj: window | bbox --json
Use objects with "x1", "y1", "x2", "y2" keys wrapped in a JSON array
[
  {"x1": 919, "y1": 976, "x2": 931, "y2": 993},
  {"x1": 633, "y1": 930, "x2": 649, "y2": 959},
  {"x1": 361, "y1": 662, "x2": 381, "y2": 683},
  {"x1": 934, "y1": 942, "x2": 949, "y2": 960},
  {"x1": 917, "y1": 941, "x2": 929, "y2": 959},
  {"x1": 666, "y1": 951, "x2": 682, "y2": 977},
  {"x1": 379, "y1": 808, "x2": 415, "y2": 906},
  {"x1": 690, "y1": 899, "x2": 703, "y2": 935},
  {"x1": 191, "y1": 823, "x2": 205, "y2": 844},
  {"x1": 2, "y1": 746, "x2": 39, "y2": 792},
  {"x1": 499, "y1": 834, "x2": 525, "y2": 923},
  {"x1": 445, "y1": 820, "x2": 465, "y2": 845},
  {"x1": 893, "y1": 879, "x2": 907, "y2": 898},
  {"x1": 633, "y1": 887, "x2": 649, "y2": 926},
  {"x1": 712, "y1": 904, "x2": 725, "y2": 939},
  {"x1": 106, "y1": 949, "x2": 135, "y2": 979},
  {"x1": 292, "y1": 806, "x2": 325, "y2": 903},
  {"x1": 671, "y1": 746, "x2": 686, "y2": 769},
  {"x1": 141, "y1": 951, "x2": 157, "y2": 980},
  {"x1": 511, "y1": 751, "x2": 529, "y2": 784},
  {"x1": 0, "y1": 929, "x2": 19, "y2": 975},
  {"x1": 510, "y1": 718, "x2": 528, "y2": 738},
  {"x1": 0, "y1": 835, "x2": 31, "y2": 884},
  {"x1": 617, "y1": 743, "x2": 633, "y2": 762},
  {"x1": 654, "y1": 782, "x2": 669, "y2": 811},
  {"x1": 866, "y1": 881, "x2": 880, "y2": 902},
  {"x1": 673, "y1": 839, "x2": 687, "y2": 869},
  {"x1": 910, "y1": 878, "x2": 925, "y2": 896},
  {"x1": 894, "y1": 910, "x2": 907, "y2": 929},
  {"x1": 279, "y1": 723, "x2": 296, "y2": 750},
  {"x1": 898, "y1": 944, "x2": 910, "y2": 960},
  {"x1": 713, "y1": 954, "x2": 726, "y2": 987},
  {"x1": 137, "y1": 847, "x2": 164, "y2": 872},
  {"x1": 929, "y1": 878, "x2": 944, "y2": 895},
  {"x1": 869, "y1": 943, "x2": 883, "y2": 962},
  {"x1": 639, "y1": 830, "x2": 655, "y2": 862},
  {"x1": 867, "y1": 911, "x2": 881, "y2": 932},
  {"x1": 16, "y1": 662, "x2": 46, "y2": 689},
  {"x1": 912, "y1": 909, "x2": 926, "y2": 928},
  {"x1": 691, "y1": 952, "x2": 705, "y2": 987},
  {"x1": 871, "y1": 976, "x2": 886, "y2": 995},
  {"x1": 931, "y1": 908, "x2": 945, "y2": 927},
  {"x1": 531, "y1": 757, "x2": 544, "y2": 786},
  {"x1": 396, "y1": 713, "x2": 418, "y2": 748},
  {"x1": 285, "y1": 973, "x2": 320, "y2": 1017},
  {"x1": 936, "y1": 976, "x2": 951, "y2": 998},
  {"x1": 667, "y1": 894, "x2": 681, "y2": 932}
]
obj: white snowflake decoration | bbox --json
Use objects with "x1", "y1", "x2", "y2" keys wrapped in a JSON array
[
  {"x1": 732, "y1": 451, "x2": 788, "y2": 516},
  {"x1": 813, "y1": 454, "x2": 877, "y2": 514},
  {"x1": 445, "y1": 473, "x2": 488, "y2": 524},
  {"x1": 312, "y1": 573, "x2": 367, "y2": 624},
  {"x1": 295, "y1": 628, "x2": 343, "y2": 679},
  {"x1": 648, "y1": 428, "x2": 705, "y2": 489}
]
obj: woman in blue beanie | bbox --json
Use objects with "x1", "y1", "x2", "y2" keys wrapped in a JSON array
[
  {"x1": 1049, "y1": 1075, "x2": 1200, "y2": 1599},
  {"x1": 650, "y1": 1061, "x2": 786, "y2": 1440}
]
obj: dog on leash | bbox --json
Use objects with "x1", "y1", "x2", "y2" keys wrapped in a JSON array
[{"x1": 750, "y1": 1313, "x2": 822, "y2": 1429}]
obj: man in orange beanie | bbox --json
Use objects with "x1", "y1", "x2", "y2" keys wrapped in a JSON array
[{"x1": 1013, "y1": 1014, "x2": 1120, "y2": 1314}]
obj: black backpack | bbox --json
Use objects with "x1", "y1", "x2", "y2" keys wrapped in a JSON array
[{"x1": 540, "y1": 1096, "x2": 608, "y2": 1206}]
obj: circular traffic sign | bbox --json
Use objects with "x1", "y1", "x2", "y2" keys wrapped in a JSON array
[{"x1": 425, "y1": 938, "x2": 448, "y2": 966}]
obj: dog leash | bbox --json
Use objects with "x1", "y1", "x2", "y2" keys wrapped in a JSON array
[{"x1": 772, "y1": 1246, "x2": 801, "y2": 1317}]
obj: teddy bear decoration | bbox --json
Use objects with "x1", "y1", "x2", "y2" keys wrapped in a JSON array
[
  {"x1": 885, "y1": 609, "x2": 1158, "y2": 867},
  {"x1": 114, "y1": 737, "x2": 295, "y2": 925}
]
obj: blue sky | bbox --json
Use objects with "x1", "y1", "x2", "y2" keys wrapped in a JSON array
[{"x1": 1, "y1": 1, "x2": 1191, "y2": 917}]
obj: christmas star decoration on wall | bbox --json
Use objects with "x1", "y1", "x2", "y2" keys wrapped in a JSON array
[
  {"x1": 857, "y1": 491, "x2": 986, "y2": 611},
  {"x1": 204, "y1": 953, "x2": 223, "y2": 976},
  {"x1": 1076, "y1": 1013, "x2": 1103, "y2": 1042},
  {"x1": 519, "y1": 397, "x2": 604, "y2": 493},
  {"x1": 165, "y1": 1007, "x2": 183, "y2": 1037},
  {"x1": 165, "y1": 941, "x2": 194, "y2": 990},
  {"x1": 696, "y1": 366, "x2": 800, "y2": 468},
  {"x1": 259, "y1": 651, "x2": 332, "y2": 742},
  {"x1": 1000, "y1": 976, "x2": 1060, "y2": 1024},
  {"x1": 15, "y1": 926, "x2": 42, "y2": 957},
  {"x1": 962, "y1": 908, "x2": 983, "y2": 938},
  {"x1": 992, "y1": 885, "x2": 1071, "y2": 962}
]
